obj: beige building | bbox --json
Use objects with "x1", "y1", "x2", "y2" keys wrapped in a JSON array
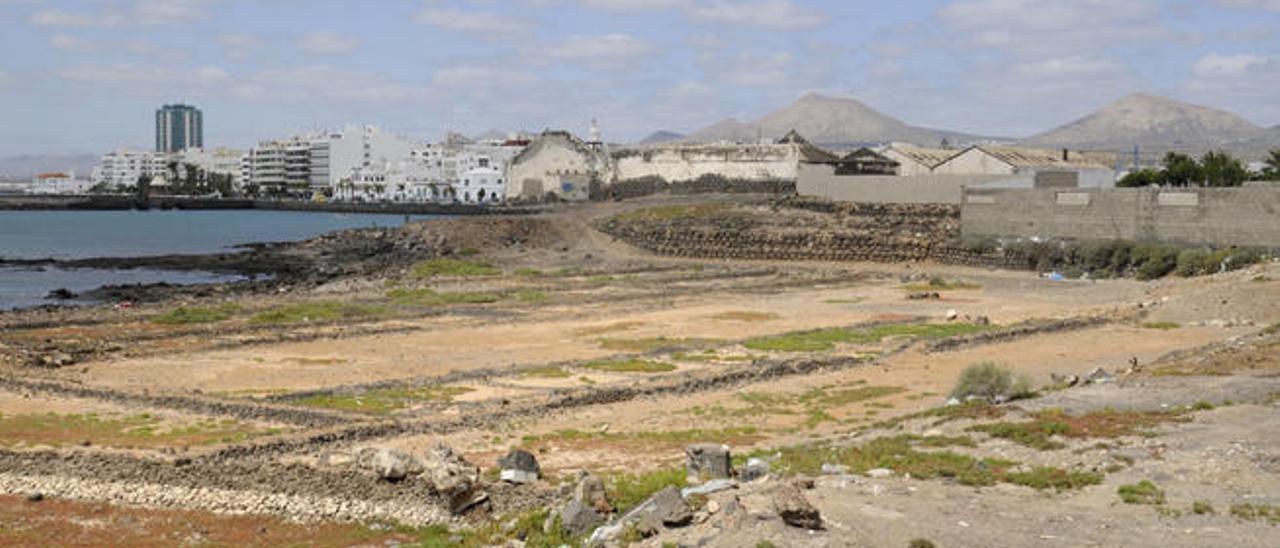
[
  {"x1": 878, "y1": 145, "x2": 956, "y2": 176},
  {"x1": 504, "y1": 130, "x2": 610, "y2": 202},
  {"x1": 932, "y1": 145, "x2": 1118, "y2": 187}
]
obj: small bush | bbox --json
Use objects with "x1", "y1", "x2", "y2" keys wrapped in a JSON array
[
  {"x1": 907, "y1": 540, "x2": 936, "y2": 548},
  {"x1": 410, "y1": 258, "x2": 500, "y2": 278},
  {"x1": 949, "y1": 362, "x2": 1033, "y2": 402},
  {"x1": 152, "y1": 304, "x2": 239, "y2": 325},
  {"x1": 1193, "y1": 501, "x2": 1215, "y2": 515},
  {"x1": 1132, "y1": 243, "x2": 1180, "y2": 280},
  {"x1": 1118, "y1": 480, "x2": 1165, "y2": 505}
]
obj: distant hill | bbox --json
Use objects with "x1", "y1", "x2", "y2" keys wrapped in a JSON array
[
  {"x1": 1024, "y1": 93, "x2": 1264, "y2": 152},
  {"x1": 638, "y1": 130, "x2": 684, "y2": 145},
  {"x1": 684, "y1": 93, "x2": 997, "y2": 147},
  {"x1": 0, "y1": 153, "x2": 98, "y2": 180}
]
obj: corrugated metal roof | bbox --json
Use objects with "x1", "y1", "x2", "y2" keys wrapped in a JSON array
[
  {"x1": 882, "y1": 146, "x2": 956, "y2": 169},
  {"x1": 973, "y1": 146, "x2": 1115, "y2": 170}
]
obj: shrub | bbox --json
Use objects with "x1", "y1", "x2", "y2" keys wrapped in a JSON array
[
  {"x1": 949, "y1": 362, "x2": 1033, "y2": 402},
  {"x1": 1131, "y1": 243, "x2": 1179, "y2": 280},
  {"x1": 1118, "y1": 480, "x2": 1165, "y2": 505}
]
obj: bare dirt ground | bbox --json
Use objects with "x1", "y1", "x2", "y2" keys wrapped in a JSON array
[{"x1": 0, "y1": 194, "x2": 1277, "y2": 547}]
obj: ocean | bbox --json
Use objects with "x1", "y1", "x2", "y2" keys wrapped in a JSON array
[{"x1": 0, "y1": 210, "x2": 430, "y2": 309}]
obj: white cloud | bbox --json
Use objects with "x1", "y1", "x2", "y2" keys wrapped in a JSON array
[
  {"x1": 937, "y1": 0, "x2": 1182, "y2": 57},
  {"x1": 29, "y1": 0, "x2": 213, "y2": 28},
  {"x1": 688, "y1": 0, "x2": 828, "y2": 29},
  {"x1": 1216, "y1": 0, "x2": 1280, "y2": 11},
  {"x1": 432, "y1": 67, "x2": 539, "y2": 88},
  {"x1": 547, "y1": 34, "x2": 654, "y2": 61},
  {"x1": 1014, "y1": 55, "x2": 1127, "y2": 78},
  {"x1": 49, "y1": 32, "x2": 93, "y2": 53},
  {"x1": 59, "y1": 63, "x2": 229, "y2": 84},
  {"x1": 240, "y1": 65, "x2": 431, "y2": 103},
  {"x1": 1193, "y1": 52, "x2": 1269, "y2": 76},
  {"x1": 218, "y1": 33, "x2": 264, "y2": 60},
  {"x1": 415, "y1": 8, "x2": 531, "y2": 33},
  {"x1": 296, "y1": 31, "x2": 360, "y2": 55}
]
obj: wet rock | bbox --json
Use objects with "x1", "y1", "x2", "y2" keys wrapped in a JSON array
[
  {"x1": 769, "y1": 484, "x2": 822, "y2": 530},
  {"x1": 686, "y1": 443, "x2": 732, "y2": 482},
  {"x1": 497, "y1": 449, "x2": 540, "y2": 484},
  {"x1": 421, "y1": 442, "x2": 485, "y2": 514}
]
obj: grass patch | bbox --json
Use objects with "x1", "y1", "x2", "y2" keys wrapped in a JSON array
[
  {"x1": 1140, "y1": 321, "x2": 1182, "y2": 330},
  {"x1": 725, "y1": 384, "x2": 906, "y2": 429},
  {"x1": 710, "y1": 311, "x2": 779, "y2": 322},
  {"x1": 410, "y1": 258, "x2": 500, "y2": 279},
  {"x1": 248, "y1": 302, "x2": 392, "y2": 325},
  {"x1": 762, "y1": 435, "x2": 1098, "y2": 491},
  {"x1": 1118, "y1": 480, "x2": 1165, "y2": 505},
  {"x1": 1252, "y1": 275, "x2": 1273, "y2": 283},
  {"x1": 522, "y1": 366, "x2": 571, "y2": 379},
  {"x1": 596, "y1": 336, "x2": 721, "y2": 353},
  {"x1": 574, "y1": 322, "x2": 644, "y2": 336},
  {"x1": 386, "y1": 288, "x2": 502, "y2": 306},
  {"x1": 1230, "y1": 503, "x2": 1280, "y2": 524},
  {"x1": 903, "y1": 276, "x2": 982, "y2": 292},
  {"x1": 580, "y1": 359, "x2": 677, "y2": 373},
  {"x1": 522, "y1": 427, "x2": 760, "y2": 454},
  {"x1": 1193, "y1": 501, "x2": 1215, "y2": 515},
  {"x1": 513, "y1": 267, "x2": 542, "y2": 277},
  {"x1": 743, "y1": 322, "x2": 991, "y2": 352},
  {"x1": 151, "y1": 303, "x2": 240, "y2": 325},
  {"x1": 603, "y1": 467, "x2": 688, "y2": 514},
  {"x1": 969, "y1": 408, "x2": 1187, "y2": 450},
  {"x1": 672, "y1": 350, "x2": 759, "y2": 363},
  {"x1": 0, "y1": 412, "x2": 280, "y2": 448},
  {"x1": 515, "y1": 289, "x2": 549, "y2": 303},
  {"x1": 292, "y1": 385, "x2": 473, "y2": 415}
]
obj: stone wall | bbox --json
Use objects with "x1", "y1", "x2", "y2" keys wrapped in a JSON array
[
  {"x1": 597, "y1": 198, "x2": 1004, "y2": 266},
  {"x1": 962, "y1": 187, "x2": 1280, "y2": 248}
]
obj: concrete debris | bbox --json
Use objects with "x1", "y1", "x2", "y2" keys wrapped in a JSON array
[
  {"x1": 945, "y1": 309, "x2": 960, "y2": 321},
  {"x1": 820, "y1": 463, "x2": 850, "y2": 476},
  {"x1": 421, "y1": 442, "x2": 485, "y2": 514},
  {"x1": 686, "y1": 443, "x2": 733, "y2": 483},
  {"x1": 681, "y1": 479, "x2": 737, "y2": 498},
  {"x1": 1085, "y1": 367, "x2": 1114, "y2": 384},
  {"x1": 768, "y1": 483, "x2": 823, "y2": 530},
  {"x1": 865, "y1": 468, "x2": 893, "y2": 479},
  {"x1": 497, "y1": 449, "x2": 540, "y2": 484},
  {"x1": 738, "y1": 458, "x2": 770, "y2": 482}
]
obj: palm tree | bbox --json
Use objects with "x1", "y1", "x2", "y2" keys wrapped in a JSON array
[{"x1": 1263, "y1": 149, "x2": 1280, "y2": 180}]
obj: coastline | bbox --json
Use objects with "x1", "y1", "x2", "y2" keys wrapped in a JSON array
[{"x1": 0, "y1": 194, "x2": 543, "y2": 215}]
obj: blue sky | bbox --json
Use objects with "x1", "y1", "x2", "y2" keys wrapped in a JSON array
[{"x1": 1, "y1": 0, "x2": 1278, "y2": 156}]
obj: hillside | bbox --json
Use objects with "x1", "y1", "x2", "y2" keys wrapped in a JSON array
[
  {"x1": 685, "y1": 93, "x2": 995, "y2": 147},
  {"x1": 1024, "y1": 93, "x2": 1264, "y2": 151}
]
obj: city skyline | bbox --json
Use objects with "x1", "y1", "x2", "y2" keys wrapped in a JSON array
[{"x1": 1, "y1": 0, "x2": 1279, "y2": 157}]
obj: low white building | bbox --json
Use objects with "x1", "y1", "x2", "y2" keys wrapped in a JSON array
[
  {"x1": 932, "y1": 145, "x2": 1118, "y2": 187},
  {"x1": 506, "y1": 130, "x2": 610, "y2": 201},
  {"x1": 91, "y1": 149, "x2": 169, "y2": 189},
  {"x1": 457, "y1": 165, "x2": 504, "y2": 204},
  {"x1": 28, "y1": 171, "x2": 92, "y2": 195}
]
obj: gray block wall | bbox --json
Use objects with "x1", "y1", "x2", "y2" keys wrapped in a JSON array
[
  {"x1": 796, "y1": 164, "x2": 1024, "y2": 204},
  {"x1": 961, "y1": 187, "x2": 1280, "y2": 248}
]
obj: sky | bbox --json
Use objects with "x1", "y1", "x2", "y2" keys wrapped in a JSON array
[{"x1": 1, "y1": 0, "x2": 1279, "y2": 156}]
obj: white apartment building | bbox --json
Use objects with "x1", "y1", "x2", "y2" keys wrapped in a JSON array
[
  {"x1": 244, "y1": 136, "x2": 313, "y2": 196},
  {"x1": 91, "y1": 149, "x2": 169, "y2": 188},
  {"x1": 308, "y1": 125, "x2": 417, "y2": 191},
  {"x1": 28, "y1": 171, "x2": 92, "y2": 195}
]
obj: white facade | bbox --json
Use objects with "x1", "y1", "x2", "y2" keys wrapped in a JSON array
[
  {"x1": 91, "y1": 149, "x2": 169, "y2": 188},
  {"x1": 308, "y1": 125, "x2": 418, "y2": 191},
  {"x1": 457, "y1": 165, "x2": 504, "y2": 204},
  {"x1": 610, "y1": 144, "x2": 802, "y2": 183},
  {"x1": 28, "y1": 171, "x2": 92, "y2": 195},
  {"x1": 245, "y1": 137, "x2": 313, "y2": 195}
]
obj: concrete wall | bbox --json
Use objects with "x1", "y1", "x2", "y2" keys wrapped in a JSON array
[
  {"x1": 506, "y1": 140, "x2": 600, "y2": 201},
  {"x1": 610, "y1": 144, "x2": 799, "y2": 184},
  {"x1": 797, "y1": 163, "x2": 1021, "y2": 204},
  {"x1": 961, "y1": 187, "x2": 1280, "y2": 248}
]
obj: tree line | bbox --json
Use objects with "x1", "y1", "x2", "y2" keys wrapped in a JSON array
[{"x1": 1118, "y1": 149, "x2": 1280, "y2": 188}]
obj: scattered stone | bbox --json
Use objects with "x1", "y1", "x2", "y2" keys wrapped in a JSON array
[
  {"x1": 573, "y1": 473, "x2": 613, "y2": 514},
  {"x1": 25, "y1": 492, "x2": 43, "y2": 502},
  {"x1": 318, "y1": 451, "x2": 354, "y2": 468},
  {"x1": 1050, "y1": 373, "x2": 1080, "y2": 387},
  {"x1": 46, "y1": 288, "x2": 76, "y2": 300},
  {"x1": 820, "y1": 463, "x2": 849, "y2": 476},
  {"x1": 421, "y1": 442, "x2": 485, "y2": 514},
  {"x1": 558, "y1": 498, "x2": 604, "y2": 537},
  {"x1": 945, "y1": 309, "x2": 959, "y2": 321},
  {"x1": 359, "y1": 448, "x2": 419, "y2": 482},
  {"x1": 907, "y1": 292, "x2": 940, "y2": 300},
  {"x1": 973, "y1": 315, "x2": 991, "y2": 325},
  {"x1": 739, "y1": 458, "x2": 770, "y2": 482},
  {"x1": 769, "y1": 484, "x2": 822, "y2": 530},
  {"x1": 1085, "y1": 367, "x2": 1114, "y2": 384},
  {"x1": 497, "y1": 449, "x2": 540, "y2": 484},
  {"x1": 865, "y1": 468, "x2": 893, "y2": 479},
  {"x1": 632, "y1": 486, "x2": 694, "y2": 536},
  {"x1": 686, "y1": 443, "x2": 732, "y2": 483},
  {"x1": 681, "y1": 479, "x2": 737, "y2": 498}
]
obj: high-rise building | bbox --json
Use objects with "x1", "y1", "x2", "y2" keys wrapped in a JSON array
[{"x1": 155, "y1": 104, "x2": 203, "y2": 152}]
